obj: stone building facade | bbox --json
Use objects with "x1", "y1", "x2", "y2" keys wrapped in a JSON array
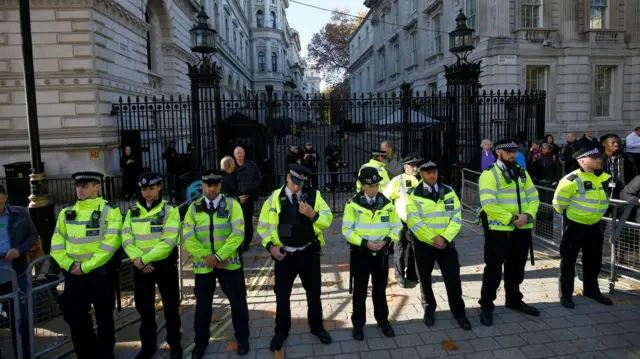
[
  {"x1": 349, "y1": 0, "x2": 640, "y2": 139},
  {"x1": 0, "y1": 0, "x2": 309, "y2": 176}
]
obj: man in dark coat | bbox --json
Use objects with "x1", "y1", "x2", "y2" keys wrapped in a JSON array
[
  {"x1": 234, "y1": 146, "x2": 264, "y2": 251},
  {"x1": 600, "y1": 134, "x2": 638, "y2": 199},
  {"x1": 575, "y1": 128, "x2": 600, "y2": 150},
  {"x1": 302, "y1": 142, "x2": 320, "y2": 188}
]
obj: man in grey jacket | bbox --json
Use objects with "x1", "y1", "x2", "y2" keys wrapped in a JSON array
[{"x1": 381, "y1": 140, "x2": 403, "y2": 178}]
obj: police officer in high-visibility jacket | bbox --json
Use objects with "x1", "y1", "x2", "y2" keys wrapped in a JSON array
[
  {"x1": 356, "y1": 149, "x2": 391, "y2": 192},
  {"x1": 343, "y1": 167, "x2": 402, "y2": 341},
  {"x1": 406, "y1": 159, "x2": 471, "y2": 330},
  {"x1": 122, "y1": 172, "x2": 182, "y2": 359},
  {"x1": 383, "y1": 152, "x2": 422, "y2": 287},
  {"x1": 182, "y1": 170, "x2": 250, "y2": 358},
  {"x1": 50, "y1": 172, "x2": 122, "y2": 359},
  {"x1": 477, "y1": 139, "x2": 540, "y2": 327},
  {"x1": 553, "y1": 147, "x2": 613, "y2": 309},
  {"x1": 257, "y1": 164, "x2": 333, "y2": 353}
]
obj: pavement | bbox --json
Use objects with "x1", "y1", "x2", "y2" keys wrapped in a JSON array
[{"x1": 111, "y1": 214, "x2": 640, "y2": 359}]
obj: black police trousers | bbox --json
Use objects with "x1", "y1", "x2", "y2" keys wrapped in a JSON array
[
  {"x1": 193, "y1": 269, "x2": 249, "y2": 350},
  {"x1": 351, "y1": 249, "x2": 390, "y2": 329},
  {"x1": 62, "y1": 269, "x2": 115, "y2": 359},
  {"x1": 413, "y1": 238, "x2": 466, "y2": 318},
  {"x1": 133, "y1": 255, "x2": 182, "y2": 352},
  {"x1": 241, "y1": 200, "x2": 255, "y2": 247},
  {"x1": 274, "y1": 244, "x2": 324, "y2": 337},
  {"x1": 479, "y1": 228, "x2": 531, "y2": 310},
  {"x1": 559, "y1": 219, "x2": 603, "y2": 297},
  {"x1": 393, "y1": 225, "x2": 417, "y2": 282}
]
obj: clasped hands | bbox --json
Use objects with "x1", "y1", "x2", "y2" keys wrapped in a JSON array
[
  {"x1": 366, "y1": 239, "x2": 389, "y2": 252},
  {"x1": 511, "y1": 214, "x2": 529, "y2": 228},
  {"x1": 200, "y1": 255, "x2": 229, "y2": 269},
  {"x1": 133, "y1": 258, "x2": 155, "y2": 273}
]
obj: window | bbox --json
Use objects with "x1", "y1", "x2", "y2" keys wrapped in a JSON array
[
  {"x1": 381, "y1": 14, "x2": 386, "y2": 35},
  {"x1": 590, "y1": 0, "x2": 608, "y2": 29},
  {"x1": 433, "y1": 15, "x2": 442, "y2": 54},
  {"x1": 410, "y1": 0, "x2": 417, "y2": 14},
  {"x1": 256, "y1": 10, "x2": 264, "y2": 27},
  {"x1": 380, "y1": 49, "x2": 386, "y2": 79},
  {"x1": 410, "y1": 32, "x2": 417, "y2": 65},
  {"x1": 270, "y1": 11, "x2": 276, "y2": 29},
  {"x1": 258, "y1": 51, "x2": 266, "y2": 71},
  {"x1": 233, "y1": 26, "x2": 237, "y2": 53},
  {"x1": 145, "y1": 11, "x2": 152, "y2": 70},
  {"x1": 393, "y1": 43, "x2": 399, "y2": 73},
  {"x1": 271, "y1": 52, "x2": 277, "y2": 72},
  {"x1": 428, "y1": 82, "x2": 437, "y2": 95},
  {"x1": 521, "y1": 0, "x2": 542, "y2": 28},
  {"x1": 525, "y1": 66, "x2": 547, "y2": 92},
  {"x1": 240, "y1": 39, "x2": 244, "y2": 62},
  {"x1": 272, "y1": 0, "x2": 275, "y2": 3},
  {"x1": 394, "y1": 1, "x2": 399, "y2": 26},
  {"x1": 225, "y1": 18, "x2": 229, "y2": 43},
  {"x1": 594, "y1": 65, "x2": 613, "y2": 117},
  {"x1": 366, "y1": 66, "x2": 370, "y2": 91},
  {"x1": 466, "y1": 0, "x2": 477, "y2": 30}
]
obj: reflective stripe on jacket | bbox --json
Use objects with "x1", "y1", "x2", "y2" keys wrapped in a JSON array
[
  {"x1": 356, "y1": 159, "x2": 391, "y2": 192},
  {"x1": 122, "y1": 200, "x2": 180, "y2": 264},
  {"x1": 407, "y1": 184, "x2": 462, "y2": 245},
  {"x1": 383, "y1": 173, "x2": 420, "y2": 222},
  {"x1": 257, "y1": 187, "x2": 333, "y2": 247},
  {"x1": 182, "y1": 195, "x2": 244, "y2": 273},
  {"x1": 477, "y1": 163, "x2": 540, "y2": 231},
  {"x1": 51, "y1": 197, "x2": 122, "y2": 273},
  {"x1": 553, "y1": 169, "x2": 610, "y2": 225}
]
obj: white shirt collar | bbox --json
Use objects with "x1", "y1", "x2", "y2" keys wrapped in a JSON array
[
  {"x1": 423, "y1": 182, "x2": 439, "y2": 192},
  {"x1": 496, "y1": 160, "x2": 507, "y2": 170},
  {"x1": 284, "y1": 186, "x2": 299, "y2": 203},
  {"x1": 204, "y1": 194, "x2": 222, "y2": 209},
  {"x1": 364, "y1": 194, "x2": 376, "y2": 203},
  {"x1": 145, "y1": 201, "x2": 154, "y2": 209}
]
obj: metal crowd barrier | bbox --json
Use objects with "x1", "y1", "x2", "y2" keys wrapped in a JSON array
[
  {"x1": 460, "y1": 168, "x2": 640, "y2": 296},
  {"x1": 0, "y1": 267, "x2": 24, "y2": 359}
]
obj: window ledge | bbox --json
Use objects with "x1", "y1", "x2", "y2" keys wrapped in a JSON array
[
  {"x1": 390, "y1": 72, "x2": 400, "y2": 79},
  {"x1": 405, "y1": 64, "x2": 418, "y2": 71},
  {"x1": 425, "y1": 52, "x2": 443, "y2": 62},
  {"x1": 148, "y1": 71, "x2": 163, "y2": 90},
  {"x1": 377, "y1": 78, "x2": 386, "y2": 84},
  {"x1": 582, "y1": 29, "x2": 626, "y2": 44},
  {"x1": 513, "y1": 28, "x2": 559, "y2": 43}
]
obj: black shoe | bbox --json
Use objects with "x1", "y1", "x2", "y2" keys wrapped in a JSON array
[
  {"x1": 479, "y1": 309, "x2": 493, "y2": 326},
  {"x1": 585, "y1": 292, "x2": 614, "y2": 306},
  {"x1": 423, "y1": 312, "x2": 435, "y2": 327},
  {"x1": 191, "y1": 348, "x2": 205, "y2": 359},
  {"x1": 456, "y1": 316, "x2": 472, "y2": 330},
  {"x1": 242, "y1": 243, "x2": 251, "y2": 252},
  {"x1": 352, "y1": 328, "x2": 364, "y2": 341},
  {"x1": 560, "y1": 296, "x2": 575, "y2": 309},
  {"x1": 134, "y1": 349, "x2": 156, "y2": 359},
  {"x1": 312, "y1": 330, "x2": 332, "y2": 344},
  {"x1": 378, "y1": 323, "x2": 395, "y2": 337},
  {"x1": 169, "y1": 346, "x2": 183, "y2": 359},
  {"x1": 506, "y1": 302, "x2": 540, "y2": 317},
  {"x1": 269, "y1": 334, "x2": 286, "y2": 352},
  {"x1": 237, "y1": 339, "x2": 250, "y2": 356},
  {"x1": 397, "y1": 279, "x2": 407, "y2": 288}
]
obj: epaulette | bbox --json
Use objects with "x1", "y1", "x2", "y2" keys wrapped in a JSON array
[
  {"x1": 443, "y1": 184, "x2": 455, "y2": 194},
  {"x1": 62, "y1": 202, "x2": 75, "y2": 210},
  {"x1": 566, "y1": 173, "x2": 578, "y2": 182},
  {"x1": 347, "y1": 192, "x2": 361, "y2": 204},
  {"x1": 104, "y1": 201, "x2": 118, "y2": 209}
]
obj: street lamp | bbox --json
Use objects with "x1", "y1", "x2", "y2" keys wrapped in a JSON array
[
  {"x1": 190, "y1": 6, "x2": 217, "y2": 62},
  {"x1": 448, "y1": 9, "x2": 475, "y2": 62}
]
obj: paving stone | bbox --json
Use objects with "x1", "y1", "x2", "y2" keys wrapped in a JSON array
[
  {"x1": 393, "y1": 347, "x2": 420, "y2": 358},
  {"x1": 340, "y1": 339, "x2": 369, "y2": 353},
  {"x1": 285, "y1": 344, "x2": 314, "y2": 357},
  {"x1": 565, "y1": 314, "x2": 598, "y2": 326},
  {"x1": 367, "y1": 337, "x2": 397, "y2": 350},
  {"x1": 571, "y1": 338, "x2": 608, "y2": 352},
  {"x1": 597, "y1": 334, "x2": 631, "y2": 349},
  {"x1": 313, "y1": 342, "x2": 342, "y2": 356},
  {"x1": 360, "y1": 350, "x2": 392, "y2": 359},
  {"x1": 546, "y1": 341, "x2": 582, "y2": 355},
  {"x1": 493, "y1": 334, "x2": 527, "y2": 348},
  {"x1": 334, "y1": 354, "x2": 361, "y2": 359},
  {"x1": 394, "y1": 334, "x2": 424, "y2": 347},
  {"x1": 416, "y1": 343, "x2": 449, "y2": 358},
  {"x1": 576, "y1": 352, "x2": 608, "y2": 359},
  {"x1": 494, "y1": 322, "x2": 527, "y2": 335},
  {"x1": 468, "y1": 337, "x2": 501, "y2": 352},
  {"x1": 491, "y1": 348, "x2": 528, "y2": 359},
  {"x1": 519, "y1": 330, "x2": 553, "y2": 344},
  {"x1": 520, "y1": 344, "x2": 556, "y2": 359},
  {"x1": 463, "y1": 351, "x2": 497, "y2": 359},
  {"x1": 444, "y1": 328, "x2": 478, "y2": 341},
  {"x1": 604, "y1": 348, "x2": 640, "y2": 359},
  {"x1": 569, "y1": 325, "x2": 603, "y2": 338}
]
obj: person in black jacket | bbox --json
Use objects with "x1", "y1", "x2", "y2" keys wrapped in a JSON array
[
  {"x1": 286, "y1": 145, "x2": 301, "y2": 168},
  {"x1": 601, "y1": 134, "x2": 638, "y2": 199},
  {"x1": 121, "y1": 146, "x2": 141, "y2": 200},
  {"x1": 234, "y1": 146, "x2": 264, "y2": 251},
  {"x1": 561, "y1": 133, "x2": 579, "y2": 174},
  {"x1": 575, "y1": 128, "x2": 600, "y2": 150},
  {"x1": 325, "y1": 140, "x2": 341, "y2": 188},
  {"x1": 302, "y1": 142, "x2": 320, "y2": 188},
  {"x1": 221, "y1": 156, "x2": 240, "y2": 199}
]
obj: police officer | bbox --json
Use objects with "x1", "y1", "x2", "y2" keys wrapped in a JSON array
[
  {"x1": 357, "y1": 149, "x2": 391, "y2": 192},
  {"x1": 50, "y1": 172, "x2": 122, "y2": 359},
  {"x1": 343, "y1": 167, "x2": 402, "y2": 341},
  {"x1": 477, "y1": 139, "x2": 541, "y2": 326},
  {"x1": 257, "y1": 164, "x2": 334, "y2": 352},
  {"x1": 406, "y1": 160, "x2": 471, "y2": 330},
  {"x1": 122, "y1": 172, "x2": 182, "y2": 358},
  {"x1": 553, "y1": 147, "x2": 613, "y2": 308},
  {"x1": 383, "y1": 152, "x2": 422, "y2": 287},
  {"x1": 302, "y1": 142, "x2": 320, "y2": 188},
  {"x1": 182, "y1": 170, "x2": 250, "y2": 358}
]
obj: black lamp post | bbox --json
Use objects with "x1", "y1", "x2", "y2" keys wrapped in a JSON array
[
  {"x1": 448, "y1": 10, "x2": 476, "y2": 62},
  {"x1": 187, "y1": 6, "x2": 223, "y2": 174}
]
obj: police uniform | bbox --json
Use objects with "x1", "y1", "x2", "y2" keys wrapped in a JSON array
[
  {"x1": 343, "y1": 167, "x2": 402, "y2": 341},
  {"x1": 477, "y1": 139, "x2": 541, "y2": 326},
  {"x1": 406, "y1": 160, "x2": 471, "y2": 330},
  {"x1": 383, "y1": 153, "x2": 422, "y2": 286},
  {"x1": 182, "y1": 170, "x2": 250, "y2": 358},
  {"x1": 257, "y1": 165, "x2": 333, "y2": 351},
  {"x1": 50, "y1": 172, "x2": 122, "y2": 359},
  {"x1": 122, "y1": 173, "x2": 182, "y2": 359},
  {"x1": 553, "y1": 147, "x2": 613, "y2": 308},
  {"x1": 356, "y1": 149, "x2": 391, "y2": 192}
]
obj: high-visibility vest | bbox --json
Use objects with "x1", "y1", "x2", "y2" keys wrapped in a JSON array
[
  {"x1": 553, "y1": 169, "x2": 610, "y2": 225},
  {"x1": 51, "y1": 197, "x2": 122, "y2": 273},
  {"x1": 477, "y1": 163, "x2": 540, "y2": 231},
  {"x1": 122, "y1": 200, "x2": 180, "y2": 264},
  {"x1": 383, "y1": 173, "x2": 420, "y2": 222},
  {"x1": 407, "y1": 183, "x2": 462, "y2": 245},
  {"x1": 257, "y1": 186, "x2": 333, "y2": 247},
  {"x1": 342, "y1": 192, "x2": 402, "y2": 255},
  {"x1": 356, "y1": 159, "x2": 390, "y2": 192},
  {"x1": 182, "y1": 195, "x2": 244, "y2": 274}
]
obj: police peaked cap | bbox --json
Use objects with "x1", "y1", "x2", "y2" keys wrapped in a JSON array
[
  {"x1": 72, "y1": 171, "x2": 104, "y2": 184},
  {"x1": 288, "y1": 164, "x2": 312, "y2": 186},
  {"x1": 402, "y1": 152, "x2": 424, "y2": 165},
  {"x1": 371, "y1": 148, "x2": 386, "y2": 157},
  {"x1": 358, "y1": 166, "x2": 383, "y2": 185},
  {"x1": 138, "y1": 172, "x2": 162, "y2": 188},
  {"x1": 419, "y1": 159, "x2": 438, "y2": 171},
  {"x1": 201, "y1": 170, "x2": 223, "y2": 184},
  {"x1": 493, "y1": 138, "x2": 519, "y2": 152},
  {"x1": 573, "y1": 146, "x2": 601, "y2": 160}
]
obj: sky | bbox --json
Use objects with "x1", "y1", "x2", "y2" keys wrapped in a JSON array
[{"x1": 286, "y1": 0, "x2": 368, "y2": 88}]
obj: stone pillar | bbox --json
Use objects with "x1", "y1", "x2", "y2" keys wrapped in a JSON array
[
  {"x1": 562, "y1": 0, "x2": 579, "y2": 41},
  {"x1": 627, "y1": 0, "x2": 640, "y2": 44}
]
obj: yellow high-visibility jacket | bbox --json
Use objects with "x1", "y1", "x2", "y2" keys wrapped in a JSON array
[
  {"x1": 553, "y1": 169, "x2": 610, "y2": 225},
  {"x1": 51, "y1": 197, "x2": 122, "y2": 273},
  {"x1": 383, "y1": 173, "x2": 421, "y2": 222},
  {"x1": 122, "y1": 200, "x2": 180, "y2": 264},
  {"x1": 356, "y1": 159, "x2": 391, "y2": 192},
  {"x1": 182, "y1": 195, "x2": 244, "y2": 274},
  {"x1": 407, "y1": 183, "x2": 462, "y2": 245}
]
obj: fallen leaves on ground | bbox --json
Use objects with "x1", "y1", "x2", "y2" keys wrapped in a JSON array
[
  {"x1": 474, "y1": 266, "x2": 482, "y2": 272},
  {"x1": 336, "y1": 264, "x2": 349, "y2": 270},
  {"x1": 273, "y1": 347, "x2": 286, "y2": 359},
  {"x1": 154, "y1": 300, "x2": 163, "y2": 309},
  {"x1": 536, "y1": 281, "x2": 545, "y2": 286},
  {"x1": 442, "y1": 339, "x2": 458, "y2": 350},
  {"x1": 574, "y1": 288, "x2": 583, "y2": 296},
  {"x1": 386, "y1": 294, "x2": 397, "y2": 302},
  {"x1": 211, "y1": 316, "x2": 220, "y2": 323},
  {"x1": 541, "y1": 292, "x2": 548, "y2": 297},
  {"x1": 325, "y1": 279, "x2": 343, "y2": 287},
  {"x1": 387, "y1": 278, "x2": 398, "y2": 286},
  {"x1": 225, "y1": 342, "x2": 238, "y2": 351},
  {"x1": 330, "y1": 229, "x2": 338, "y2": 234}
]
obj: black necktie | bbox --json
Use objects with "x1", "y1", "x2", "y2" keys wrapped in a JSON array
[
  {"x1": 292, "y1": 194, "x2": 299, "y2": 205},
  {"x1": 208, "y1": 201, "x2": 214, "y2": 211},
  {"x1": 430, "y1": 185, "x2": 436, "y2": 193}
]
